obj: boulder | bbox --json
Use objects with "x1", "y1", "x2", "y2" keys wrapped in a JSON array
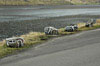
[
  {"x1": 6, "y1": 37, "x2": 24, "y2": 48},
  {"x1": 65, "y1": 24, "x2": 78, "y2": 32},
  {"x1": 44, "y1": 27, "x2": 59, "y2": 35}
]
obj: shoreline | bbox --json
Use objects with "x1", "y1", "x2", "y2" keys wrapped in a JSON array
[
  {"x1": 0, "y1": 5, "x2": 100, "y2": 40},
  {"x1": 0, "y1": 15, "x2": 100, "y2": 40},
  {"x1": 0, "y1": 5, "x2": 100, "y2": 8},
  {"x1": 0, "y1": 20, "x2": 100, "y2": 58}
]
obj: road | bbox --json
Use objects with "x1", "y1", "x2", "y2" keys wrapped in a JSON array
[{"x1": 0, "y1": 29, "x2": 100, "y2": 66}]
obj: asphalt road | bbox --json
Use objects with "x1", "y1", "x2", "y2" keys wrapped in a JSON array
[{"x1": 0, "y1": 29, "x2": 100, "y2": 66}]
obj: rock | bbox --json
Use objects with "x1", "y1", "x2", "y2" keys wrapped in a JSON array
[
  {"x1": 6, "y1": 37, "x2": 24, "y2": 48},
  {"x1": 44, "y1": 27, "x2": 59, "y2": 35}
]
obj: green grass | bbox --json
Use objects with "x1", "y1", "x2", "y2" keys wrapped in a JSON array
[
  {"x1": 0, "y1": 46, "x2": 19, "y2": 58},
  {"x1": 0, "y1": 22, "x2": 100, "y2": 58}
]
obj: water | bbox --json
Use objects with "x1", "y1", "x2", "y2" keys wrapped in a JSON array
[
  {"x1": 0, "y1": 7, "x2": 100, "y2": 22},
  {"x1": 0, "y1": 5, "x2": 100, "y2": 40}
]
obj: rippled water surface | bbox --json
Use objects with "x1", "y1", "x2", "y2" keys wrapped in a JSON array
[{"x1": 0, "y1": 6, "x2": 100, "y2": 22}]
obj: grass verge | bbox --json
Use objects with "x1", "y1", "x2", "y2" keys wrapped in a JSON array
[{"x1": 0, "y1": 21, "x2": 100, "y2": 58}]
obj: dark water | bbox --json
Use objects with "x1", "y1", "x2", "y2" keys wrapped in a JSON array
[{"x1": 0, "y1": 5, "x2": 100, "y2": 40}]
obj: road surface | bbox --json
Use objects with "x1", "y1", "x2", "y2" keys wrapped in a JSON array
[{"x1": 0, "y1": 29, "x2": 100, "y2": 66}]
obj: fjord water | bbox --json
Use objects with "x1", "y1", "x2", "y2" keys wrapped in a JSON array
[
  {"x1": 0, "y1": 5, "x2": 100, "y2": 40},
  {"x1": 0, "y1": 6, "x2": 100, "y2": 22}
]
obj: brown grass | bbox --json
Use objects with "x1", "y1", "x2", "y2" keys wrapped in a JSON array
[
  {"x1": 0, "y1": 40, "x2": 5, "y2": 47},
  {"x1": 20, "y1": 32, "x2": 46, "y2": 45},
  {"x1": 96, "y1": 19, "x2": 100, "y2": 23},
  {"x1": 77, "y1": 23, "x2": 86, "y2": 28}
]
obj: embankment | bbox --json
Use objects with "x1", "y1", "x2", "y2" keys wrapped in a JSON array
[{"x1": 0, "y1": 19, "x2": 100, "y2": 58}]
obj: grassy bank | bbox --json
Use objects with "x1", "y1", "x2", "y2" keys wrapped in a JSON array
[
  {"x1": 0, "y1": 20, "x2": 100, "y2": 58},
  {"x1": 0, "y1": 0, "x2": 73, "y2": 6},
  {"x1": 0, "y1": 0, "x2": 100, "y2": 5}
]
